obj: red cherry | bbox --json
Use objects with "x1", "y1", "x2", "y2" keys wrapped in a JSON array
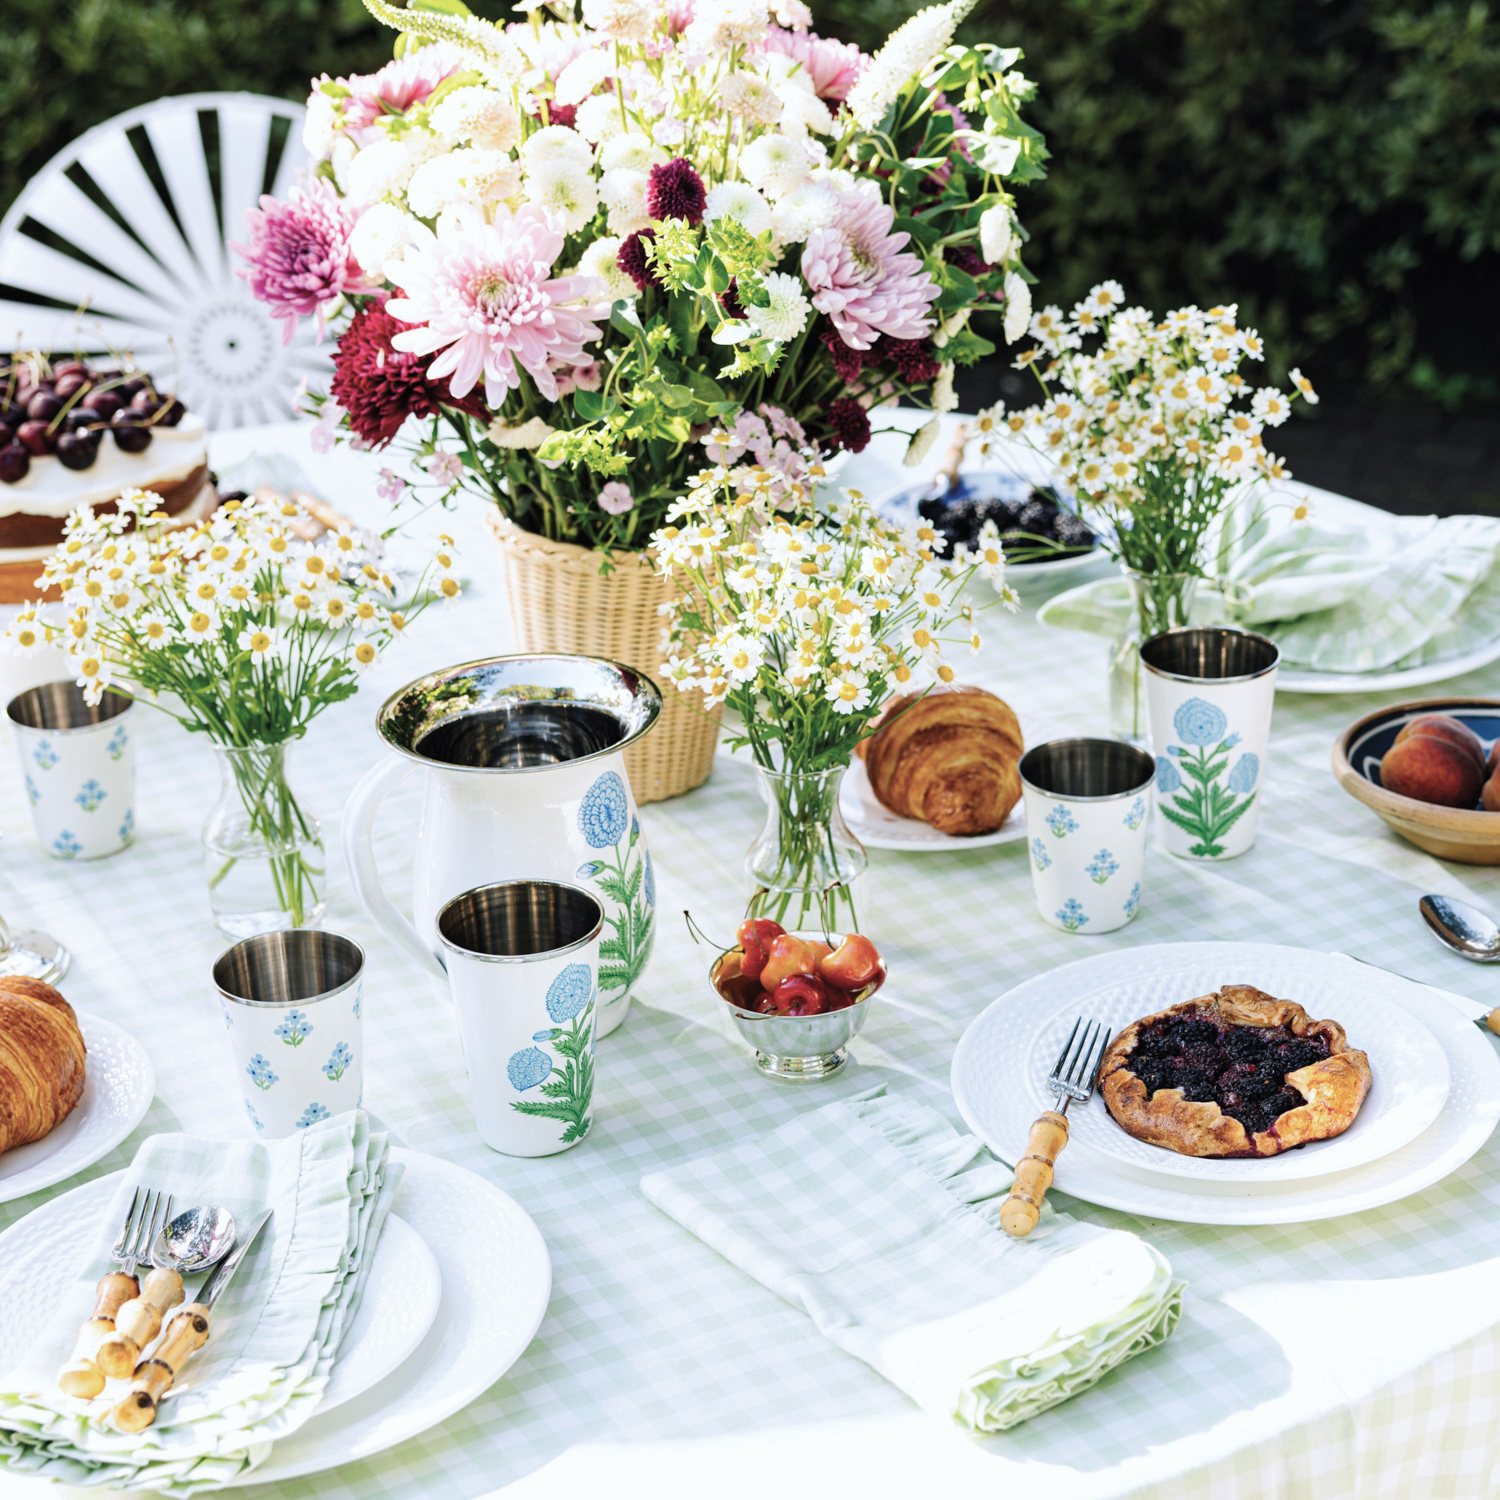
[
  {"x1": 736, "y1": 917, "x2": 784, "y2": 950},
  {"x1": 819, "y1": 933, "x2": 884, "y2": 992},
  {"x1": 772, "y1": 973, "x2": 829, "y2": 1015},
  {"x1": 761, "y1": 934, "x2": 821, "y2": 990}
]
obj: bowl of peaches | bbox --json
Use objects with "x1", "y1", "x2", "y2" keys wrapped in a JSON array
[
  {"x1": 1333, "y1": 699, "x2": 1500, "y2": 864},
  {"x1": 711, "y1": 919, "x2": 886, "y2": 1081}
]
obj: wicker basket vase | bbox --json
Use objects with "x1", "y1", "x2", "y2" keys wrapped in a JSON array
[{"x1": 486, "y1": 511, "x2": 721, "y2": 803}]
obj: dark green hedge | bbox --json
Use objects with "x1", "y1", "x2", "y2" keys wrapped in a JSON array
[{"x1": 5, "y1": 0, "x2": 1498, "y2": 396}]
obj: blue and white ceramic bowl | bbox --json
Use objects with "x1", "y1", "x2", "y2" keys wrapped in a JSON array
[{"x1": 1333, "y1": 698, "x2": 1500, "y2": 866}]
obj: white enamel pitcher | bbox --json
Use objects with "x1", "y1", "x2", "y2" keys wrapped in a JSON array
[{"x1": 343, "y1": 655, "x2": 661, "y2": 1038}]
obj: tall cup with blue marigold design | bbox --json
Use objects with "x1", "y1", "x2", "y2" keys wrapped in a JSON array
[
  {"x1": 436, "y1": 879, "x2": 604, "y2": 1158},
  {"x1": 1141, "y1": 626, "x2": 1280, "y2": 860}
]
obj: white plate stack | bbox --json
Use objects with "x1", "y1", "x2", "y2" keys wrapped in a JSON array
[{"x1": 951, "y1": 942, "x2": 1500, "y2": 1225}]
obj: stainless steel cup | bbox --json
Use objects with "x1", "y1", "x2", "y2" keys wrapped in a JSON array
[
  {"x1": 436, "y1": 879, "x2": 604, "y2": 1157},
  {"x1": 213, "y1": 930, "x2": 365, "y2": 1136}
]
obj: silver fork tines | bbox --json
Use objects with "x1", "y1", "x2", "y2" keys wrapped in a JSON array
[
  {"x1": 110, "y1": 1187, "x2": 144, "y2": 1264},
  {"x1": 1048, "y1": 1016, "x2": 1108, "y2": 1112},
  {"x1": 111, "y1": 1188, "x2": 173, "y2": 1275}
]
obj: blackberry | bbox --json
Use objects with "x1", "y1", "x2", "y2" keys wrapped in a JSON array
[
  {"x1": 1053, "y1": 513, "x2": 1095, "y2": 549},
  {"x1": 1015, "y1": 498, "x2": 1054, "y2": 534},
  {"x1": 1175, "y1": 1067, "x2": 1218, "y2": 1101}
]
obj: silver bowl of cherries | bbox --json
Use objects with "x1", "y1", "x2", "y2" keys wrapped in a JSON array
[{"x1": 710, "y1": 921, "x2": 886, "y2": 1081}]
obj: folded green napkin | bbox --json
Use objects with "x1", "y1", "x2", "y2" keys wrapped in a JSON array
[
  {"x1": 1038, "y1": 509, "x2": 1500, "y2": 675},
  {"x1": 641, "y1": 1086, "x2": 1182, "y2": 1433},
  {"x1": 0, "y1": 1111, "x2": 398, "y2": 1495}
]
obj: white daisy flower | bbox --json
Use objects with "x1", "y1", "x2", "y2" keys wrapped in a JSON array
[
  {"x1": 825, "y1": 670, "x2": 872, "y2": 714},
  {"x1": 1288, "y1": 367, "x2": 1319, "y2": 404},
  {"x1": 1252, "y1": 387, "x2": 1292, "y2": 426}
]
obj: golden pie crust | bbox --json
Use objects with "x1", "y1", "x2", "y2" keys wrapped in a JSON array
[{"x1": 1099, "y1": 983, "x2": 1373, "y2": 1158}]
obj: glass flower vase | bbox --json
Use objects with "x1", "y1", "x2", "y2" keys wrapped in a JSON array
[
  {"x1": 1108, "y1": 569, "x2": 1200, "y2": 743},
  {"x1": 202, "y1": 741, "x2": 327, "y2": 937},
  {"x1": 745, "y1": 764, "x2": 868, "y2": 934}
]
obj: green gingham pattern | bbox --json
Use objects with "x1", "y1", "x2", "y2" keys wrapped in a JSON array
[{"x1": 2, "y1": 416, "x2": 1500, "y2": 1499}]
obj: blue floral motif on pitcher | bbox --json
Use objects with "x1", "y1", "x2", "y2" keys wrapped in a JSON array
[
  {"x1": 1173, "y1": 698, "x2": 1228, "y2": 747},
  {"x1": 579, "y1": 772, "x2": 629, "y2": 848},
  {"x1": 507, "y1": 1046, "x2": 553, "y2": 1091},
  {"x1": 546, "y1": 963, "x2": 594, "y2": 1023}
]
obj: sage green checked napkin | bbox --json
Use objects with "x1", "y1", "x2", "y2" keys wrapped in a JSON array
[
  {"x1": 1039, "y1": 510, "x2": 1500, "y2": 675},
  {"x1": 0, "y1": 1110, "x2": 398, "y2": 1495},
  {"x1": 641, "y1": 1086, "x2": 1182, "y2": 1433}
]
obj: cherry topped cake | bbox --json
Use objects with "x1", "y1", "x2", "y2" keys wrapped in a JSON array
[
  {"x1": 0, "y1": 353, "x2": 212, "y2": 602},
  {"x1": 1099, "y1": 984, "x2": 1372, "y2": 1158}
]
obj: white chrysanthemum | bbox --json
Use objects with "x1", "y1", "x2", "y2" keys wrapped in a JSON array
[
  {"x1": 601, "y1": 133, "x2": 666, "y2": 173},
  {"x1": 720, "y1": 73, "x2": 784, "y2": 126},
  {"x1": 769, "y1": 181, "x2": 838, "y2": 243},
  {"x1": 554, "y1": 47, "x2": 616, "y2": 106},
  {"x1": 580, "y1": 235, "x2": 639, "y2": 302},
  {"x1": 344, "y1": 137, "x2": 420, "y2": 205},
  {"x1": 599, "y1": 166, "x2": 650, "y2": 235},
  {"x1": 978, "y1": 203, "x2": 1013, "y2": 266},
  {"x1": 409, "y1": 149, "x2": 521, "y2": 218},
  {"x1": 581, "y1": 0, "x2": 655, "y2": 42},
  {"x1": 686, "y1": 0, "x2": 770, "y2": 54},
  {"x1": 521, "y1": 124, "x2": 595, "y2": 169},
  {"x1": 429, "y1": 87, "x2": 521, "y2": 153},
  {"x1": 772, "y1": 0, "x2": 812, "y2": 24},
  {"x1": 486, "y1": 416, "x2": 557, "y2": 449},
  {"x1": 1003, "y1": 271, "x2": 1032, "y2": 345},
  {"x1": 329, "y1": 135, "x2": 357, "y2": 195},
  {"x1": 904, "y1": 417, "x2": 941, "y2": 466},
  {"x1": 350, "y1": 202, "x2": 416, "y2": 274},
  {"x1": 704, "y1": 181, "x2": 773, "y2": 238},
  {"x1": 575, "y1": 93, "x2": 629, "y2": 145},
  {"x1": 845, "y1": 0, "x2": 975, "y2": 129},
  {"x1": 303, "y1": 90, "x2": 338, "y2": 159},
  {"x1": 522, "y1": 158, "x2": 600, "y2": 235},
  {"x1": 740, "y1": 133, "x2": 811, "y2": 200},
  {"x1": 931, "y1": 362, "x2": 957, "y2": 413},
  {"x1": 748, "y1": 271, "x2": 810, "y2": 342},
  {"x1": 776, "y1": 84, "x2": 835, "y2": 138}
]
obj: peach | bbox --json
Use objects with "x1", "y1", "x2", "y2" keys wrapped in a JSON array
[
  {"x1": 1394, "y1": 715, "x2": 1486, "y2": 775},
  {"x1": 1484, "y1": 767, "x2": 1500, "y2": 813},
  {"x1": 1489, "y1": 740, "x2": 1500, "y2": 777},
  {"x1": 1381, "y1": 731, "x2": 1486, "y2": 808}
]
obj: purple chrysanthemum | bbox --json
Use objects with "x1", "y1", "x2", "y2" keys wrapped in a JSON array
[
  {"x1": 647, "y1": 157, "x2": 706, "y2": 226},
  {"x1": 617, "y1": 229, "x2": 662, "y2": 292},
  {"x1": 826, "y1": 396, "x2": 871, "y2": 453},
  {"x1": 721, "y1": 278, "x2": 747, "y2": 321}
]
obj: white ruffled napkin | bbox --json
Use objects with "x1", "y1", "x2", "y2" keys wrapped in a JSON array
[
  {"x1": 641, "y1": 1086, "x2": 1182, "y2": 1433},
  {"x1": 0, "y1": 1111, "x2": 398, "y2": 1495},
  {"x1": 1040, "y1": 508, "x2": 1500, "y2": 676}
]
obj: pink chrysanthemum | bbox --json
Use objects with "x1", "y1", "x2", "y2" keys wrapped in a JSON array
[
  {"x1": 338, "y1": 43, "x2": 467, "y2": 131},
  {"x1": 385, "y1": 207, "x2": 610, "y2": 406},
  {"x1": 232, "y1": 178, "x2": 367, "y2": 344},
  {"x1": 801, "y1": 193, "x2": 940, "y2": 351},
  {"x1": 760, "y1": 30, "x2": 867, "y2": 103}
]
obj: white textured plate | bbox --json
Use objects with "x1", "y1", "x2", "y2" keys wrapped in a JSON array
[
  {"x1": 1010, "y1": 966, "x2": 1450, "y2": 1182},
  {"x1": 1276, "y1": 635, "x2": 1500, "y2": 694},
  {"x1": 231, "y1": 1147, "x2": 549, "y2": 1484},
  {"x1": 951, "y1": 943, "x2": 1500, "y2": 1224},
  {"x1": 0, "y1": 1010, "x2": 153, "y2": 1204},
  {"x1": 839, "y1": 708, "x2": 1068, "y2": 852}
]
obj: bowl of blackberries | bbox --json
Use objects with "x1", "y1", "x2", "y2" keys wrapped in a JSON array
[
  {"x1": 0, "y1": 356, "x2": 187, "y2": 485},
  {"x1": 884, "y1": 471, "x2": 1103, "y2": 586}
]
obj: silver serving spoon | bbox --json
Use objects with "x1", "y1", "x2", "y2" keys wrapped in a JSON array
[
  {"x1": 1421, "y1": 893, "x2": 1500, "y2": 963},
  {"x1": 152, "y1": 1205, "x2": 236, "y2": 1274}
]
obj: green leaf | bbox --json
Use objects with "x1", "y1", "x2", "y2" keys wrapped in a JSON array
[
  {"x1": 598, "y1": 963, "x2": 634, "y2": 991},
  {"x1": 511, "y1": 1099, "x2": 584, "y2": 1123}
]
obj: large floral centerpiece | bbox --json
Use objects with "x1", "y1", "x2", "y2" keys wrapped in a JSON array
[
  {"x1": 982, "y1": 286, "x2": 1315, "y2": 736},
  {"x1": 652, "y1": 435, "x2": 1013, "y2": 928}
]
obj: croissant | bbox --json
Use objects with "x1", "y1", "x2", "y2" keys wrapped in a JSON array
[
  {"x1": 0, "y1": 977, "x2": 86, "y2": 1153},
  {"x1": 859, "y1": 687, "x2": 1024, "y2": 836}
]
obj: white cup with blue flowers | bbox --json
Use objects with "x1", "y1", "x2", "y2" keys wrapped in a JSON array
[
  {"x1": 436, "y1": 879, "x2": 604, "y2": 1158},
  {"x1": 212, "y1": 930, "x2": 364, "y2": 1137},
  {"x1": 6, "y1": 682, "x2": 135, "y2": 861},
  {"x1": 1141, "y1": 626, "x2": 1280, "y2": 861},
  {"x1": 1019, "y1": 739, "x2": 1156, "y2": 935}
]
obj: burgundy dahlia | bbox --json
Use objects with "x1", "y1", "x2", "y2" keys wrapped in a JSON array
[
  {"x1": 330, "y1": 299, "x2": 485, "y2": 449},
  {"x1": 826, "y1": 396, "x2": 871, "y2": 454},
  {"x1": 721, "y1": 278, "x2": 746, "y2": 321},
  {"x1": 819, "y1": 327, "x2": 865, "y2": 386},
  {"x1": 647, "y1": 157, "x2": 706, "y2": 226},
  {"x1": 617, "y1": 230, "x2": 662, "y2": 292},
  {"x1": 872, "y1": 336, "x2": 941, "y2": 385}
]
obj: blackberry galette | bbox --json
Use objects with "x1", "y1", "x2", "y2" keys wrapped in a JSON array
[{"x1": 1099, "y1": 984, "x2": 1372, "y2": 1158}]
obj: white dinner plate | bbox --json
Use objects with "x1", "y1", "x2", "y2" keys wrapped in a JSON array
[
  {"x1": 231, "y1": 1147, "x2": 550, "y2": 1485},
  {"x1": 1276, "y1": 635, "x2": 1500, "y2": 694},
  {"x1": 951, "y1": 943, "x2": 1500, "y2": 1224},
  {"x1": 1002, "y1": 962, "x2": 1450, "y2": 1182},
  {"x1": 838, "y1": 708, "x2": 1068, "y2": 852},
  {"x1": 0, "y1": 1010, "x2": 153, "y2": 1204}
]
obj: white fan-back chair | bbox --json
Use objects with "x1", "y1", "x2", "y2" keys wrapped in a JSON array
[{"x1": 0, "y1": 93, "x2": 332, "y2": 429}]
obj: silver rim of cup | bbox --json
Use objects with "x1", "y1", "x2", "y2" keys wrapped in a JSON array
[
  {"x1": 6, "y1": 681, "x2": 134, "y2": 734},
  {"x1": 437, "y1": 879, "x2": 604, "y2": 965},
  {"x1": 213, "y1": 929, "x2": 365, "y2": 1008},
  {"x1": 1140, "y1": 626, "x2": 1280, "y2": 685},
  {"x1": 1018, "y1": 738, "x2": 1157, "y2": 803}
]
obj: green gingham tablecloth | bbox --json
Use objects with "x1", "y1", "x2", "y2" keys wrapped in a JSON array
[{"x1": 3, "y1": 414, "x2": 1500, "y2": 1500}]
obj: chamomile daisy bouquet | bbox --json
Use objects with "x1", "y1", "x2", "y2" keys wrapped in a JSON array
[
  {"x1": 5, "y1": 489, "x2": 457, "y2": 931},
  {"x1": 985, "y1": 284, "x2": 1315, "y2": 735},
  {"x1": 235, "y1": 0, "x2": 1046, "y2": 555},
  {"x1": 651, "y1": 435, "x2": 1013, "y2": 924}
]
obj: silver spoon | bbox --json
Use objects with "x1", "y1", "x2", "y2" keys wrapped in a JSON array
[
  {"x1": 152, "y1": 1205, "x2": 236, "y2": 1274},
  {"x1": 1421, "y1": 893, "x2": 1500, "y2": 963}
]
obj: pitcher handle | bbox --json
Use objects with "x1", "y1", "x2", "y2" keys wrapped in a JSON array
[{"x1": 343, "y1": 754, "x2": 445, "y2": 977}]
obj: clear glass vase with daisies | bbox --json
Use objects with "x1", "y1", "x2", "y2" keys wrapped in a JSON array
[
  {"x1": 993, "y1": 284, "x2": 1315, "y2": 737},
  {"x1": 5, "y1": 488, "x2": 457, "y2": 935},
  {"x1": 652, "y1": 432, "x2": 1013, "y2": 929}
]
